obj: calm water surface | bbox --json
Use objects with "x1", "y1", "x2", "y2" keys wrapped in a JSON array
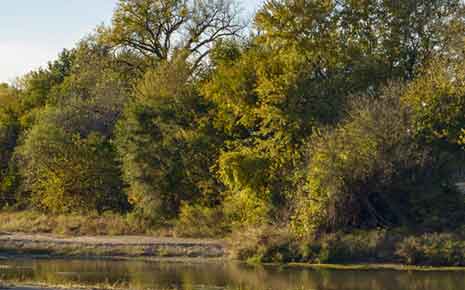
[{"x1": 1, "y1": 259, "x2": 465, "y2": 290}]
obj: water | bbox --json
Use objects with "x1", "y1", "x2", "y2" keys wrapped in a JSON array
[{"x1": 1, "y1": 259, "x2": 465, "y2": 290}]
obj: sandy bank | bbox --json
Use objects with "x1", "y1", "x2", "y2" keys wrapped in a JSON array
[{"x1": 0, "y1": 232, "x2": 226, "y2": 259}]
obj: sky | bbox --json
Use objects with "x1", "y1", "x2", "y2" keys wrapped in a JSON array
[{"x1": 0, "y1": 0, "x2": 264, "y2": 84}]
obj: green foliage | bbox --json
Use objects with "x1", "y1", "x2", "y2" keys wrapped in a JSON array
[
  {"x1": 310, "y1": 230, "x2": 399, "y2": 263},
  {"x1": 217, "y1": 149, "x2": 271, "y2": 227},
  {"x1": 229, "y1": 227, "x2": 396, "y2": 264},
  {"x1": 17, "y1": 118, "x2": 127, "y2": 213},
  {"x1": 256, "y1": 0, "x2": 465, "y2": 80},
  {"x1": 203, "y1": 41, "x2": 334, "y2": 227},
  {"x1": 202, "y1": 0, "x2": 465, "y2": 231},
  {"x1": 16, "y1": 49, "x2": 75, "y2": 114},
  {"x1": 0, "y1": 160, "x2": 21, "y2": 209},
  {"x1": 116, "y1": 57, "x2": 222, "y2": 222},
  {"x1": 218, "y1": 149, "x2": 270, "y2": 194},
  {"x1": 175, "y1": 203, "x2": 227, "y2": 238},
  {"x1": 3, "y1": 0, "x2": 465, "y2": 250},
  {"x1": 403, "y1": 57, "x2": 465, "y2": 152},
  {"x1": 223, "y1": 188, "x2": 270, "y2": 228},
  {"x1": 293, "y1": 88, "x2": 464, "y2": 234},
  {"x1": 0, "y1": 85, "x2": 21, "y2": 208},
  {"x1": 13, "y1": 37, "x2": 136, "y2": 214},
  {"x1": 0, "y1": 107, "x2": 18, "y2": 170},
  {"x1": 396, "y1": 233, "x2": 465, "y2": 266}
]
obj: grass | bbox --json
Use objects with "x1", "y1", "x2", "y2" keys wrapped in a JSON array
[
  {"x1": 3, "y1": 211, "x2": 465, "y2": 268},
  {"x1": 0, "y1": 210, "x2": 170, "y2": 236},
  {"x1": 228, "y1": 226, "x2": 465, "y2": 267}
]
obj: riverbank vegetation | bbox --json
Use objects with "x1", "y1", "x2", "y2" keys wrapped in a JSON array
[
  {"x1": 230, "y1": 226, "x2": 465, "y2": 266},
  {"x1": 2, "y1": 0, "x2": 465, "y2": 266},
  {"x1": 0, "y1": 211, "x2": 150, "y2": 235}
]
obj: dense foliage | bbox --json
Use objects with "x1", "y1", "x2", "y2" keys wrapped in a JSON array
[{"x1": 2, "y1": 0, "x2": 465, "y2": 239}]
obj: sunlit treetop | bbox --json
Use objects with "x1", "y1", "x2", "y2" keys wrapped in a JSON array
[{"x1": 102, "y1": 0, "x2": 246, "y2": 69}]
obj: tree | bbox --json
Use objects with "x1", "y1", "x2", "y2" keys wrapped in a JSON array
[
  {"x1": 403, "y1": 57, "x2": 465, "y2": 153},
  {"x1": 104, "y1": 0, "x2": 245, "y2": 68},
  {"x1": 293, "y1": 86, "x2": 464, "y2": 235},
  {"x1": 17, "y1": 118, "x2": 126, "y2": 213},
  {"x1": 15, "y1": 39, "x2": 134, "y2": 213},
  {"x1": 256, "y1": 0, "x2": 465, "y2": 81},
  {"x1": 116, "y1": 56, "x2": 222, "y2": 222},
  {"x1": 0, "y1": 85, "x2": 20, "y2": 207},
  {"x1": 199, "y1": 0, "x2": 465, "y2": 229},
  {"x1": 16, "y1": 49, "x2": 75, "y2": 112},
  {"x1": 202, "y1": 38, "x2": 345, "y2": 226},
  {"x1": 52, "y1": 37, "x2": 137, "y2": 137}
]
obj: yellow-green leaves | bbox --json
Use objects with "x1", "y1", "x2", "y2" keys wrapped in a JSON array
[
  {"x1": 292, "y1": 91, "x2": 445, "y2": 235},
  {"x1": 18, "y1": 120, "x2": 125, "y2": 214},
  {"x1": 218, "y1": 149, "x2": 270, "y2": 194},
  {"x1": 403, "y1": 57, "x2": 465, "y2": 151}
]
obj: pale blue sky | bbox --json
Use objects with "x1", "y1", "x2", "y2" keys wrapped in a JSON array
[{"x1": 0, "y1": 0, "x2": 263, "y2": 84}]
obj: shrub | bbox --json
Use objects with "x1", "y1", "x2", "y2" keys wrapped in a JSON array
[
  {"x1": 229, "y1": 228, "x2": 413, "y2": 265},
  {"x1": 311, "y1": 229, "x2": 397, "y2": 263},
  {"x1": 396, "y1": 233, "x2": 465, "y2": 266},
  {"x1": 17, "y1": 121, "x2": 127, "y2": 213},
  {"x1": 223, "y1": 189, "x2": 270, "y2": 228},
  {"x1": 293, "y1": 87, "x2": 465, "y2": 235},
  {"x1": 175, "y1": 203, "x2": 228, "y2": 238},
  {"x1": 218, "y1": 149, "x2": 272, "y2": 228},
  {"x1": 228, "y1": 225, "x2": 301, "y2": 263}
]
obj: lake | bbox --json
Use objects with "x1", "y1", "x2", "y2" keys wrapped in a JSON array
[{"x1": 1, "y1": 259, "x2": 465, "y2": 290}]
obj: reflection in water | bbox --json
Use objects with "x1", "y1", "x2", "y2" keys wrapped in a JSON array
[{"x1": 1, "y1": 259, "x2": 465, "y2": 290}]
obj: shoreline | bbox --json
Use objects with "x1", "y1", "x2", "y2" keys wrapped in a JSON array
[{"x1": 2, "y1": 232, "x2": 465, "y2": 272}]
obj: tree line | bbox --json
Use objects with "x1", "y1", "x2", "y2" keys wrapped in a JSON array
[{"x1": 1, "y1": 0, "x2": 465, "y2": 236}]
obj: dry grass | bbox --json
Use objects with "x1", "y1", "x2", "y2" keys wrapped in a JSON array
[{"x1": 0, "y1": 211, "x2": 171, "y2": 236}]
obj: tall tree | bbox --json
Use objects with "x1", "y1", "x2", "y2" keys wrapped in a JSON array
[
  {"x1": 256, "y1": 0, "x2": 465, "y2": 81},
  {"x1": 403, "y1": 56, "x2": 465, "y2": 153},
  {"x1": 0, "y1": 84, "x2": 20, "y2": 207},
  {"x1": 104, "y1": 0, "x2": 245, "y2": 68},
  {"x1": 115, "y1": 56, "x2": 222, "y2": 221},
  {"x1": 16, "y1": 39, "x2": 133, "y2": 213}
]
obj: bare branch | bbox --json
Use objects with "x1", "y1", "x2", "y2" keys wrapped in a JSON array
[{"x1": 108, "y1": 0, "x2": 245, "y2": 68}]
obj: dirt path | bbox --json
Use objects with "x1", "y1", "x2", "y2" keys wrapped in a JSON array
[{"x1": 0, "y1": 232, "x2": 226, "y2": 259}]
